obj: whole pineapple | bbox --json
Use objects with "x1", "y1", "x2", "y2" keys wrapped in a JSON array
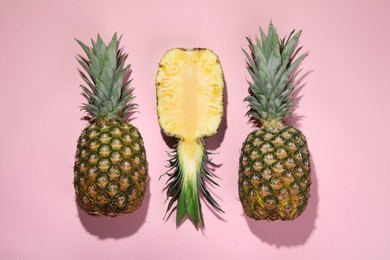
[
  {"x1": 74, "y1": 34, "x2": 147, "y2": 216},
  {"x1": 239, "y1": 22, "x2": 311, "y2": 220}
]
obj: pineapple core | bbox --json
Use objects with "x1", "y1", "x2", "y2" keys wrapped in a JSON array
[{"x1": 156, "y1": 49, "x2": 224, "y2": 141}]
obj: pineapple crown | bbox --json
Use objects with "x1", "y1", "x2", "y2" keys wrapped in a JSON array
[
  {"x1": 76, "y1": 33, "x2": 136, "y2": 121},
  {"x1": 243, "y1": 22, "x2": 308, "y2": 122}
]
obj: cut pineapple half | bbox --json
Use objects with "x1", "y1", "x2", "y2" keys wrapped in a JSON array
[
  {"x1": 156, "y1": 48, "x2": 224, "y2": 228},
  {"x1": 157, "y1": 48, "x2": 224, "y2": 139}
]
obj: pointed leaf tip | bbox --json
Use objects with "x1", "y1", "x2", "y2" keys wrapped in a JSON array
[
  {"x1": 97, "y1": 33, "x2": 102, "y2": 41},
  {"x1": 268, "y1": 21, "x2": 276, "y2": 33}
]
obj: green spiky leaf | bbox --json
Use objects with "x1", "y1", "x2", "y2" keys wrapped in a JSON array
[
  {"x1": 162, "y1": 142, "x2": 223, "y2": 229},
  {"x1": 76, "y1": 33, "x2": 135, "y2": 121},
  {"x1": 243, "y1": 22, "x2": 308, "y2": 121}
]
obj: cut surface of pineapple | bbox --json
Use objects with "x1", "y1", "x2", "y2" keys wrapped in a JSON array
[{"x1": 156, "y1": 48, "x2": 224, "y2": 140}]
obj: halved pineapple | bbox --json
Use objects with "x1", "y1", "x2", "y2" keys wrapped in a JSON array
[{"x1": 156, "y1": 48, "x2": 224, "y2": 228}]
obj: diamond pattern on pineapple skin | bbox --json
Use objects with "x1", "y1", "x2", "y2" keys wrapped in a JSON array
[
  {"x1": 74, "y1": 120, "x2": 147, "y2": 216},
  {"x1": 238, "y1": 125, "x2": 311, "y2": 221}
]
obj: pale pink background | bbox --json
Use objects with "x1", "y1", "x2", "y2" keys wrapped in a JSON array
[{"x1": 1, "y1": 0, "x2": 389, "y2": 259}]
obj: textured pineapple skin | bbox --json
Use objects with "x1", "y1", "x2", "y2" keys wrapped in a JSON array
[
  {"x1": 74, "y1": 120, "x2": 147, "y2": 216},
  {"x1": 239, "y1": 125, "x2": 311, "y2": 220}
]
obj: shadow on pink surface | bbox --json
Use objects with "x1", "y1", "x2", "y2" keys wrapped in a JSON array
[
  {"x1": 244, "y1": 159, "x2": 318, "y2": 247},
  {"x1": 76, "y1": 179, "x2": 150, "y2": 239}
]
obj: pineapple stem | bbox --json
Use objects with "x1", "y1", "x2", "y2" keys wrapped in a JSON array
[
  {"x1": 261, "y1": 119, "x2": 285, "y2": 129},
  {"x1": 163, "y1": 139, "x2": 223, "y2": 228}
]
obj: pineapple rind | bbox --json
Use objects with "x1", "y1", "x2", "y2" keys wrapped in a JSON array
[
  {"x1": 74, "y1": 120, "x2": 147, "y2": 216},
  {"x1": 239, "y1": 124, "x2": 311, "y2": 220}
]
